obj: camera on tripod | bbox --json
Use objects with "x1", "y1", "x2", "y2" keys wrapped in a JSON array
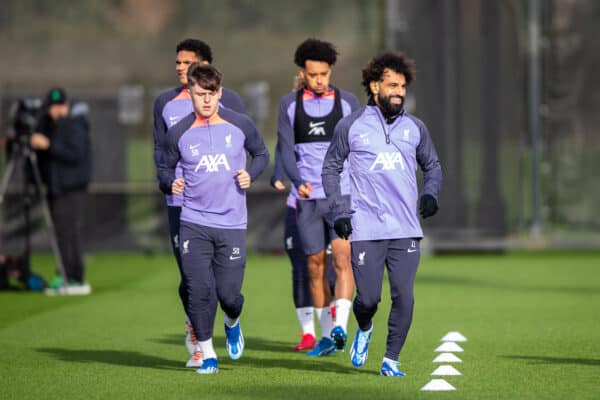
[
  {"x1": 1, "y1": 95, "x2": 66, "y2": 290},
  {"x1": 7, "y1": 97, "x2": 43, "y2": 151}
]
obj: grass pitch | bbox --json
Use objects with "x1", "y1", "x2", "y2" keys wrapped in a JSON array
[{"x1": 1, "y1": 251, "x2": 599, "y2": 399}]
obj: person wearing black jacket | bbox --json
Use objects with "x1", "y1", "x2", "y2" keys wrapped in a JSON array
[{"x1": 30, "y1": 88, "x2": 92, "y2": 295}]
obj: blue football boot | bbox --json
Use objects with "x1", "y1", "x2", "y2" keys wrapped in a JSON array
[
  {"x1": 330, "y1": 325, "x2": 348, "y2": 351},
  {"x1": 224, "y1": 321, "x2": 244, "y2": 360},
  {"x1": 196, "y1": 358, "x2": 218, "y2": 375},
  {"x1": 306, "y1": 337, "x2": 337, "y2": 357},
  {"x1": 380, "y1": 358, "x2": 406, "y2": 377},
  {"x1": 349, "y1": 325, "x2": 373, "y2": 367}
]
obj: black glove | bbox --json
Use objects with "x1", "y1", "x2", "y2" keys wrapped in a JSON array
[
  {"x1": 419, "y1": 194, "x2": 438, "y2": 219},
  {"x1": 334, "y1": 217, "x2": 353, "y2": 240}
]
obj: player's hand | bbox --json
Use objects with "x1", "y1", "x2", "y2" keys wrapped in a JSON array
[
  {"x1": 419, "y1": 194, "x2": 438, "y2": 218},
  {"x1": 172, "y1": 178, "x2": 185, "y2": 195},
  {"x1": 237, "y1": 170, "x2": 251, "y2": 189},
  {"x1": 30, "y1": 133, "x2": 50, "y2": 150},
  {"x1": 334, "y1": 217, "x2": 352, "y2": 240},
  {"x1": 273, "y1": 180, "x2": 286, "y2": 192},
  {"x1": 298, "y1": 182, "x2": 312, "y2": 198}
]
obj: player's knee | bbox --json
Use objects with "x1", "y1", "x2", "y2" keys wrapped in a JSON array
[
  {"x1": 354, "y1": 296, "x2": 380, "y2": 313},
  {"x1": 332, "y1": 254, "x2": 351, "y2": 272},
  {"x1": 306, "y1": 263, "x2": 324, "y2": 280}
]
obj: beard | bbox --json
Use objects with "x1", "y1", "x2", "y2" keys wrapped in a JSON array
[{"x1": 377, "y1": 93, "x2": 404, "y2": 118}]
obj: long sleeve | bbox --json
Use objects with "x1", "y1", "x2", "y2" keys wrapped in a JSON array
[
  {"x1": 270, "y1": 142, "x2": 285, "y2": 187},
  {"x1": 415, "y1": 120, "x2": 442, "y2": 199},
  {"x1": 277, "y1": 98, "x2": 304, "y2": 188},
  {"x1": 157, "y1": 130, "x2": 180, "y2": 195},
  {"x1": 242, "y1": 117, "x2": 270, "y2": 181},
  {"x1": 157, "y1": 113, "x2": 195, "y2": 194},
  {"x1": 322, "y1": 117, "x2": 353, "y2": 219},
  {"x1": 152, "y1": 96, "x2": 167, "y2": 171}
]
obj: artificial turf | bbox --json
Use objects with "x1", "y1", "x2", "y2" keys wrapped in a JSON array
[{"x1": 0, "y1": 251, "x2": 599, "y2": 399}]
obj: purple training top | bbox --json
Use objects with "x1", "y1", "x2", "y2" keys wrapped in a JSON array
[
  {"x1": 153, "y1": 85, "x2": 246, "y2": 205},
  {"x1": 322, "y1": 104, "x2": 442, "y2": 241},
  {"x1": 158, "y1": 107, "x2": 269, "y2": 229},
  {"x1": 276, "y1": 87, "x2": 360, "y2": 200}
]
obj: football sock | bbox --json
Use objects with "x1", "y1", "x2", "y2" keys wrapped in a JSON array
[
  {"x1": 296, "y1": 307, "x2": 315, "y2": 336},
  {"x1": 315, "y1": 307, "x2": 332, "y2": 338},
  {"x1": 335, "y1": 298, "x2": 352, "y2": 331},
  {"x1": 198, "y1": 338, "x2": 217, "y2": 360}
]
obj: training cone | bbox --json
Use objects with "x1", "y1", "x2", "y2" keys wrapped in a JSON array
[
  {"x1": 431, "y1": 365, "x2": 461, "y2": 376},
  {"x1": 441, "y1": 332, "x2": 467, "y2": 342},
  {"x1": 420, "y1": 379, "x2": 456, "y2": 391},
  {"x1": 434, "y1": 342, "x2": 464, "y2": 352},
  {"x1": 433, "y1": 352, "x2": 462, "y2": 363}
]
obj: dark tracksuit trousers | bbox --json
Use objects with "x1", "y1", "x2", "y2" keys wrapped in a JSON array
[
  {"x1": 351, "y1": 238, "x2": 420, "y2": 360},
  {"x1": 49, "y1": 190, "x2": 86, "y2": 282},
  {"x1": 180, "y1": 221, "x2": 246, "y2": 342},
  {"x1": 167, "y1": 206, "x2": 189, "y2": 314},
  {"x1": 284, "y1": 206, "x2": 312, "y2": 308}
]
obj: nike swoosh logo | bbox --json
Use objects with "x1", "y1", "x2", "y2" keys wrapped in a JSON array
[
  {"x1": 189, "y1": 144, "x2": 201, "y2": 150},
  {"x1": 359, "y1": 133, "x2": 369, "y2": 138},
  {"x1": 407, "y1": 248, "x2": 418, "y2": 253},
  {"x1": 229, "y1": 256, "x2": 242, "y2": 260},
  {"x1": 309, "y1": 121, "x2": 325, "y2": 128}
]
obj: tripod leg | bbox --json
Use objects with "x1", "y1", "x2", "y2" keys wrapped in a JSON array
[
  {"x1": 25, "y1": 151, "x2": 69, "y2": 285},
  {"x1": 0, "y1": 157, "x2": 17, "y2": 205}
]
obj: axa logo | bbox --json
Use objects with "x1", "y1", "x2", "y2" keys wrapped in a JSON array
[
  {"x1": 369, "y1": 152, "x2": 406, "y2": 171},
  {"x1": 225, "y1": 133, "x2": 232, "y2": 148},
  {"x1": 358, "y1": 251, "x2": 366, "y2": 266},
  {"x1": 308, "y1": 121, "x2": 326, "y2": 136},
  {"x1": 194, "y1": 154, "x2": 231, "y2": 172},
  {"x1": 182, "y1": 240, "x2": 190, "y2": 254}
]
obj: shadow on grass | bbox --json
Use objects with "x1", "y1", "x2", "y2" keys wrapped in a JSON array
[
  {"x1": 500, "y1": 355, "x2": 600, "y2": 366},
  {"x1": 37, "y1": 348, "x2": 190, "y2": 371},
  {"x1": 235, "y1": 354, "x2": 369, "y2": 375},
  {"x1": 201, "y1": 382, "x2": 407, "y2": 400},
  {"x1": 417, "y1": 275, "x2": 600, "y2": 295},
  {"x1": 145, "y1": 334, "x2": 368, "y2": 374},
  {"x1": 148, "y1": 334, "x2": 297, "y2": 353}
]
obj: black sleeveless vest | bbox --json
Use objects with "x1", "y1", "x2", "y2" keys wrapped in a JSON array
[{"x1": 293, "y1": 87, "x2": 343, "y2": 144}]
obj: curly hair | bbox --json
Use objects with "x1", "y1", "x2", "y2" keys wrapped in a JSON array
[
  {"x1": 176, "y1": 38, "x2": 213, "y2": 63},
  {"x1": 294, "y1": 38, "x2": 338, "y2": 68},
  {"x1": 187, "y1": 63, "x2": 222, "y2": 91},
  {"x1": 361, "y1": 51, "x2": 416, "y2": 96}
]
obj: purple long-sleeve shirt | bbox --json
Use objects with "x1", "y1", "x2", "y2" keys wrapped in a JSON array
[
  {"x1": 153, "y1": 85, "x2": 246, "y2": 205},
  {"x1": 158, "y1": 107, "x2": 269, "y2": 229},
  {"x1": 322, "y1": 104, "x2": 442, "y2": 241}
]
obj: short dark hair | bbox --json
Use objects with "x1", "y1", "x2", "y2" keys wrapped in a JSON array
[
  {"x1": 361, "y1": 51, "x2": 416, "y2": 96},
  {"x1": 187, "y1": 63, "x2": 222, "y2": 91},
  {"x1": 176, "y1": 39, "x2": 213, "y2": 63},
  {"x1": 294, "y1": 38, "x2": 338, "y2": 68}
]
